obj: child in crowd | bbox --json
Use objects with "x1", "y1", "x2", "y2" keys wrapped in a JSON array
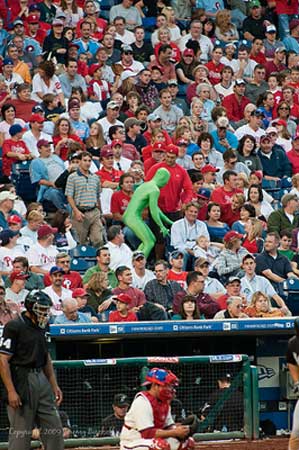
[
  {"x1": 193, "y1": 235, "x2": 223, "y2": 263},
  {"x1": 109, "y1": 294, "x2": 138, "y2": 322}
]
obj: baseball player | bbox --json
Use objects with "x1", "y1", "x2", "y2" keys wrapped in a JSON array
[
  {"x1": 120, "y1": 367, "x2": 194, "y2": 450},
  {"x1": 0, "y1": 291, "x2": 64, "y2": 450},
  {"x1": 287, "y1": 318, "x2": 299, "y2": 450}
]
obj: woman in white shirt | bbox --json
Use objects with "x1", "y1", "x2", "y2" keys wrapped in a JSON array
[{"x1": 32, "y1": 61, "x2": 65, "y2": 107}]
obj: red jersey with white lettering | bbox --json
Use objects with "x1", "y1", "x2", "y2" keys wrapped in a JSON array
[
  {"x1": 44, "y1": 271, "x2": 83, "y2": 290},
  {"x1": 210, "y1": 186, "x2": 243, "y2": 206},
  {"x1": 111, "y1": 190, "x2": 131, "y2": 215},
  {"x1": 167, "y1": 270, "x2": 187, "y2": 290},
  {"x1": 205, "y1": 61, "x2": 225, "y2": 85},
  {"x1": 109, "y1": 310, "x2": 138, "y2": 322},
  {"x1": 2, "y1": 139, "x2": 31, "y2": 177}
]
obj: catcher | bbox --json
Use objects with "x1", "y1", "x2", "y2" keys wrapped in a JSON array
[
  {"x1": 287, "y1": 318, "x2": 299, "y2": 450},
  {"x1": 120, "y1": 368, "x2": 196, "y2": 450}
]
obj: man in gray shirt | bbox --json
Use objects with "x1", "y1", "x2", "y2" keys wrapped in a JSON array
[
  {"x1": 109, "y1": 0, "x2": 142, "y2": 30},
  {"x1": 59, "y1": 59, "x2": 87, "y2": 99}
]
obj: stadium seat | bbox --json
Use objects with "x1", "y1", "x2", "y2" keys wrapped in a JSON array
[
  {"x1": 284, "y1": 278, "x2": 299, "y2": 316},
  {"x1": 70, "y1": 258, "x2": 90, "y2": 273},
  {"x1": 70, "y1": 245, "x2": 97, "y2": 259}
]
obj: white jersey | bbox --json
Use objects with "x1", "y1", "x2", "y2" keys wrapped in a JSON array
[
  {"x1": 43, "y1": 285, "x2": 73, "y2": 316},
  {"x1": 131, "y1": 269, "x2": 156, "y2": 291},
  {"x1": 0, "y1": 246, "x2": 27, "y2": 273},
  {"x1": 26, "y1": 243, "x2": 58, "y2": 272}
]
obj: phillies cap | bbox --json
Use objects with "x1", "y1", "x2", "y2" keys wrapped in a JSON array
[
  {"x1": 88, "y1": 63, "x2": 101, "y2": 76},
  {"x1": 176, "y1": 138, "x2": 188, "y2": 146},
  {"x1": 115, "y1": 293, "x2": 131, "y2": 304},
  {"x1": 37, "y1": 139, "x2": 52, "y2": 148},
  {"x1": 111, "y1": 139, "x2": 123, "y2": 147},
  {"x1": 169, "y1": 250, "x2": 184, "y2": 260},
  {"x1": 52, "y1": 18, "x2": 64, "y2": 26},
  {"x1": 166, "y1": 144, "x2": 179, "y2": 155},
  {"x1": 266, "y1": 126, "x2": 278, "y2": 134},
  {"x1": 32, "y1": 104, "x2": 44, "y2": 113},
  {"x1": 27, "y1": 14, "x2": 39, "y2": 24},
  {"x1": 168, "y1": 79, "x2": 178, "y2": 86},
  {"x1": 13, "y1": 19, "x2": 24, "y2": 27},
  {"x1": 0, "y1": 229, "x2": 19, "y2": 245},
  {"x1": 3, "y1": 58, "x2": 13, "y2": 66},
  {"x1": 294, "y1": 134, "x2": 299, "y2": 140},
  {"x1": 274, "y1": 119, "x2": 287, "y2": 127},
  {"x1": 197, "y1": 188, "x2": 211, "y2": 199},
  {"x1": 38, "y1": 225, "x2": 58, "y2": 239},
  {"x1": 251, "y1": 170, "x2": 263, "y2": 181},
  {"x1": 72, "y1": 288, "x2": 89, "y2": 298},
  {"x1": 9, "y1": 124, "x2": 25, "y2": 137},
  {"x1": 8, "y1": 214, "x2": 22, "y2": 224},
  {"x1": 107, "y1": 101, "x2": 120, "y2": 109},
  {"x1": 235, "y1": 79, "x2": 246, "y2": 86},
  {"x1": 266, "y1": 24, "x2": 276, "y2": 33},
  {"x1": 224, "y1": 231, "x2": 243, "y2": 242},
  {"x1": 10, "y1": 271, "x2": 29, "y2": 282},
  {"x1": 100, "y1": 148, "x2": 114, "y2": 158},
  {"x1": 226, "y1": 276, "x2": 241, "y2": 285},
  {"x1": 201, "y1": 164, "x2": 219, "y2": 174},
  {"x1": 183, "y1": 48, "x2": 194, "y2": 57},
  {"x1": 49, "y1": 266, "x2": 64, "y2": 275},
  {"x1": 29, "y1": 114, "x2": 44, "y2": 123},
  {"x1": 152, "y1": 142, "x2": 165, "y2": 152}
]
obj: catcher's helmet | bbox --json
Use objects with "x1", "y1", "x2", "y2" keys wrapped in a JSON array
[
  {"x1": 143, "y1": 368, "x2": 179, "y2": 386},
  {"x1": 25, "y1": 291, "x2": 52, "y2": 329}
]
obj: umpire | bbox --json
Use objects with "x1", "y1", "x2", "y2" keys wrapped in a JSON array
[
  {"x1": 287, "y1": 318, "x2": 299, "y2": 450},
  {"x1": 0, "y1": 291, "x2": 64, "y2": 450}
]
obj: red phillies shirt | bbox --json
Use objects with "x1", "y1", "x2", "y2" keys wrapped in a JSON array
[
  {"x1": 111, "y1": 190, "x2": 131, "y2": 215},
  {"x1": 2, "y1": 139, "x2": 31, "y2": 176},
  {"x1": 146, "y1": 162, "x2": 193, "y2": 213},
  {"x1": 210, "y1": 186, "x2": 243, "y2": 206},
  {"x1": 109, "y1": 310, "x2": 138, "y2": 322},
  {"x1": 52, "y1": 134, "x2": 84, "y2": 161},
  {"x1": 205, "y1": 61, "x2": 225, "y2": 85},
  {"x1": 44, "y1": 271, "x2": 83, "y2": 290},
  {"x1": 96, "y1": 167, "x2": 123, "y2": 183},
  {"x1": 167, "y1": 270, "x2": 187, "y2": 289},
  {"x1": 287, "y1": 148, "x2": 299, "y2": 174}
]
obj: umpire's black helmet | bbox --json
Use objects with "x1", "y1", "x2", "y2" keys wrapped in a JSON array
[
  {"x1": 294, "y1": 317, "x2": 299, "y2": 336},
  {"x1": 25, "y1": 291, "x2": 53, "y2": 328}
]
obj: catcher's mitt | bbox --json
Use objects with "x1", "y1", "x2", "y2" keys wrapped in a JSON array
[{"x1": 181, "y1": 414, "x2": 200, "y2": 436}]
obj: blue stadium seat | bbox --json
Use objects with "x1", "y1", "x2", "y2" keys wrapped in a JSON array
[
  {"x1": 284, "y1": 278, "x2": 299, "y2": 316},
  {"x1": 70, "y1": 258, "x2": 89, "y2": 273},
  {"x1": 70, "y1": 245, "x2": 97, "y2": 259}
]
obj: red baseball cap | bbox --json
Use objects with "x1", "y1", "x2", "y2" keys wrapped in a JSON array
[
  {"x1": 166, "y1": 144, "x2": 179, "y2": 156},
  {"x1": 8, "y1": 214, "x2": 22, "y2": 224},
  {"x1": 29, "y1": 113, "x2": 45, "y2": 123},
  {"x1": 275, "y1": 119, "x2": 287, "y2": 127},
  {"x1": 152, "y1": 142, "x2": 165, "y2": 152},
  {"x1": 251, "y1": 170, "x2": 263, "y2": 180},
  {"x1": 294, "y1": 134, "x2": 299, "y2": 140},
  {"x1": 111, "y1": 139, "x2": 123, "y2": 148},
  {"x1": 183, "y1": 48, "x2": 194, "y2": 57},
  {"x1": 38, "y1": 224, "x2": 58, "y2": 239},
  {"x1": 88, "y1": 63, "x2": 101, "y2": 77},
  {"x1": 10, "y1": 271, "x2": 29, "y2": 282},
  {"x1": 224, "y1": 231, "x2": 243, "y2": 242},
  {"x1": 72, "y1": 288, "x2": 89, "y2": 298},
  {"x1": 115, "y1": 293, "x2": 131, "y2": 304},
  {"x1": 27, "y1": 14, "x2": 39, "y2": 24},
  {"x1": 176, "y1": 138, "x2": 188, "y2": 146},
  {"x1": 201, "y1": 164, "x2": 219, "y2": 174},
  {"x1": 101, "y1": 148, "x2": 114, "y2": 158}
]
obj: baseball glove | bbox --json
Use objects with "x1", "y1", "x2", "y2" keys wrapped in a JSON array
[{"x1": 181, "y1": 414, "x2": 200, "y2": 436}]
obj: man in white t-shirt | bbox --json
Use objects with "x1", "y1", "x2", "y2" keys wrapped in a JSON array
[
  {"x1": 131, "y1": 251, "x2": 155, "y2": 291},
  {"x1": 0, "y1": 229, "x2": 26, "y2": 275},
  {"x1": 235, "y1": 108, "x2": 265, "y2": 144},
  {"x1": 97, "y1": 101, "x2": 123, "y2": 143},
  {"x1": 5, "y1": 270, "x2": 29, "y2": 309},
  {"x1": 179, "y1": 20, "x2": 213, "y2": 63},
  {"x1": 106, "y1": 225, "x2": 133, "y2": 271},
  {"x1": 43, "y1": 266, "x2": 73, "y2": 317},
  {"x1": 26, "y1": 224, "x2": 58, "y2": 275}
]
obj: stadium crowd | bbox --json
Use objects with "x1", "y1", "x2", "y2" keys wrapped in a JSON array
[{"x1": 0, "y1": 0, "x2": 298, "y2": 323}]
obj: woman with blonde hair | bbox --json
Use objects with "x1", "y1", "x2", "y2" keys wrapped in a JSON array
[
  {"x1": 290, "y1": 174, "x2": 299, "y2": 198},
  {"x1": 190, "y1": 98, "x2": 209, "y2": 133},
  {"x1": 161, "y1": 6, "x2": 181, "y2": 42},
  {"x1": 273, "y1": 120, "x2": 292, "y2": 152},
  {"x1": 154, "y1": 27, "x2": 181, "y2": 63},
  {"x1": 173, "y1": 125, "x2": 199, "y2": 155},
  {"x1": 215, "y1": 9, "x2": 239, "y2": 43},
  {"x1": 244, "y1": 291, "x2": 287, "y2": 317},
  {"x1": 242, "y1": 218, "x2": 263, "y2": 253},
  {"x1": 86, "y1": 272, "x2": 115, "y2": 321}
]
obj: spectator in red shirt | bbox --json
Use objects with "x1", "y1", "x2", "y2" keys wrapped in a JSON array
[
  {"x1": 287, "y1": 134, "x2": 299, "y2": 174},
  {"x1": 221, "y1": 80, "x2": 250, "y2": 123},
  {"x1": 265, "y1": 46, "x2": 287, "y2": 79},
  {"x1": 148, "y1": 44, "x2": 177, "y2": 83},
  {"x1": 146, "y1": 144, "x2": 193, "y2": 219},
  {"x1": 250, "y1": 38, "x2": 267, "y2": 65},
  {"x1": 205, "y1": 46, "x2": 225, "y2": 85},
  {"x1": 96, "y1": 148, "x2": 123, "y2": 189},
  {"x1": 167, "y1": 250, "x2": 187, "y2": 289},
  {"x1": 144, "y1": 142, "x2": 165, "y2": 175},
  {"x1": 109, "y1": 293, "x2": 138, "y2": 322},
  {"x1": 2, "y1": 124, "x2": 34, "y2": 177},
  {"x1": 216, "y1": 276, "x2": 245, "y2": 310},
  {"x1": 44, "y1": 251, "x2": 83, "y2": 290},
  {"x1": 8, "y1": 83, "x2": 38, "y2": 123},
  {"x1": 53, "y1": 117, "x2": 83, "y2": 161},
  {"x1": 111, "y1": 173, "x2": 134, "y2": 222},
  {"x1": 211, "y1": 170, "x2": 243, "y2": 206},
  {"x1": 25, "y1": 14, "x2": 47, "y2": 45}
]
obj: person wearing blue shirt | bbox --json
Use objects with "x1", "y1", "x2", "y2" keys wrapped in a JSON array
[
  {"x1": 68, "y1": 98, "x2": 90, "y2": 140},
  {"x1": 210, "y1": 117, "x2": 238, "y2": 154},
  {"x1": 283, "y1": 20, "x2": 299, "y2": 53},
  {"x1": 54, "y1": 298, "x2": 91, "y2": 324},
  {"x1": 74, "y1": 21, "x2": 100, "y2": 63}
]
